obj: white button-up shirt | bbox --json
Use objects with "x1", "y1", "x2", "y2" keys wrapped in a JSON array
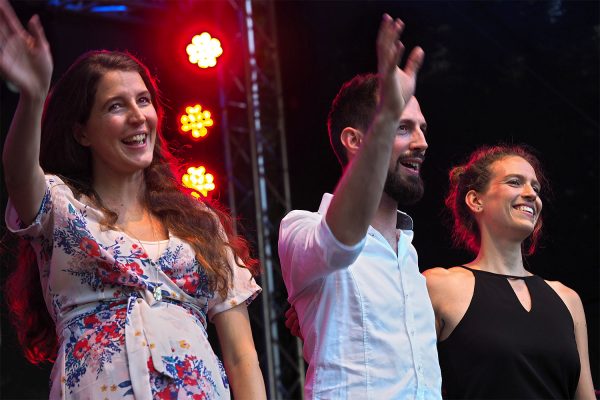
[{"x1": 279, "y1": 194, "x2": 441, "y2": 400}]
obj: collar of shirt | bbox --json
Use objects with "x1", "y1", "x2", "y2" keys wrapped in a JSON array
[{"x1": 317, "y1": 193, "x2": 414, "y2": 231}]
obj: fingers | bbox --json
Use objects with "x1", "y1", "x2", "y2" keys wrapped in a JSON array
[
  {"x1": 284, "y1": 306, "x2": 303, "y2": 339},
  {"x1": 403, "y1": 46, "x2": 425, "y2": 78},
  {"x1": 0, "y1": 0, "x2": 26, "y2": 36},
  {"x1": 284, "y1": 307, "x2": 296, "y2": 330},
  {"x1": 28, "y1": 15, "x2": 48, "y2": 48},
  {"x1": 377, "y1": 14, "x2": 411, "y2": 80},
  {"x1": 284, "y1": 307, "x2": 295, "y2": 319}
]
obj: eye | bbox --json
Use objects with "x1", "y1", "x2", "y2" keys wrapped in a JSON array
[
  {"x1": 532, "y1": 185, "x2": 541, "y2": 194},
  {"x1": 506, "y1": 178, "x2": 521, "y2": 186},
  {"x1": 138, "y1": 96, "x2": 151, "y2": 105},
  {"x1": 397, "y1": 125, "x2": 409, "y2": 135},
  {"x1": 108, "y1": 103, "x2": 122, "y2": 112}
]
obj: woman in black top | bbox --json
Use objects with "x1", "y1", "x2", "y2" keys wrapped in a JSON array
[{"x1": 424, "y1": 145, "x2": 595, "y2": 399}]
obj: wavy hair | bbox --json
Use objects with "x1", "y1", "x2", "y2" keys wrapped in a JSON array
[
  {"x1": 444, "y1": 144, "x2": 548, "y2": 256},
  {"x1": 5, "y1": 50, "x2": 258, "y2": 364}
]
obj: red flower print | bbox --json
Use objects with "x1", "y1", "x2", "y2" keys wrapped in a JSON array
[
  {"x1": 73, "y1": 340, "x2": 90, "y2": 359},
  {"x1": 147, "y1": 356, "x2": 158, "y2": 373},
  {"x1": 83, "y1": 314, "x2": 99, "y2": 328},
  {"x1": 125, "y1": 262, "x2": 144, "y2": 276},
  {"x1": 182, "y1": 274, "x2": 199, "y2": 293},
  {"x1": 79, "y1": 237, "x2": 100, "y2": 257}
]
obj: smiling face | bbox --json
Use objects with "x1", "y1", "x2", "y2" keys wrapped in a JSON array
[
  {"x1": 474, "y1": 155, "x2": 543, "y2": 242},
  {"x1": 383, "y1": 97, "x2": 428, "y2": 205},
  {"x1": 75, "y1": 70, "x2": 158, "y2": 178}
]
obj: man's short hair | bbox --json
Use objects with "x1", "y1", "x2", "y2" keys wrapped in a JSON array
[{"x1": 327, "y1": 73, "x2": 379, "y2": 166}]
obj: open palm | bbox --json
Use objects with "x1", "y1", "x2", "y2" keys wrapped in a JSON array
[
  {"x1": 376, "y1": 14, "x2": 424, "y2": 116},
  {"x1": 0, "y1": 0, "x2": 52, "y2": 97}
]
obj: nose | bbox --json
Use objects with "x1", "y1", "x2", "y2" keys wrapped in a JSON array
[
  {"x1": 409, "y1": 127, "x2": 428, "y2": 153},
  {"x1": 521, "y1": 183, "x2": 538, "y2": 200},
  {"x1": 128, "y1": 104, "x2": 146, "y2": 125}
]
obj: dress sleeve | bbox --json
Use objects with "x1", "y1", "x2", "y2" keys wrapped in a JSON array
[
  {"x1": 4, "y1": 175, "x2": 65, "y2": 239},
  {"x1": 207, "y1": 249, "x2": 262, "y2": 321}
]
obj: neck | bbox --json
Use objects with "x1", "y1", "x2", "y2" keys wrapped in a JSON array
[
  {"x1": 466, "y1": 230, "x2": 528, "y2": 276},
  {"x1": 371, "y1": 192, "x2": 399, "y2": 238},
  {"x1": 92, "y1": 169, "x2": 147, "y2": 223}
]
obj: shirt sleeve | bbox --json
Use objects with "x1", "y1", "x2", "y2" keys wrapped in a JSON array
[
  {"x1": 4, "y1": 175, "x2": 64, "y2": 240},
  {"x1": 207, "y1": 248, "x2": 262, "y2": 321},
  {"x1": 278, "y1": 209, "x2": 366, "y2": 302}
]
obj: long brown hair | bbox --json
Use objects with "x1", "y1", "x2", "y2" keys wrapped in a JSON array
[
  {"x1": 5, "y1": 50, "x2": 258, "y2": 364},
  {"x1": 445, "y1": 144, "x2": 548, "y2": 256}
]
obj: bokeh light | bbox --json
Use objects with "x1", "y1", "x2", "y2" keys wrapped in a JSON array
[
  {"x1": 181, "y1": 166, "x2": 216, "y2": 198},
  {"x1": 186, "y1": 32, "x2": 223, "y2": 69},
  {"x1": 180, "y1": 104, "x2": 214, "y2": 140}
]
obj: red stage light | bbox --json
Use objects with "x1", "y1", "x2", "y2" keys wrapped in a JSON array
[
  {"x1": 186, "y1": 32, "x2": 223, "y2": 69},
  {"x1": 180, "y1": 104, "x2": 214, "y2": 139},
  {"x1": 181, "y1": 166, "x2": 216, "y2": 198}
]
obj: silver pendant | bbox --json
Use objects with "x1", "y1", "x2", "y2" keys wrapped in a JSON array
[{"x1": 153, "y1": 285, "x2": 163, "y2": 302}]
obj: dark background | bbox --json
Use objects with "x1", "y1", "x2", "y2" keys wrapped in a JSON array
[{"x1": 1, "y1": 1, "x2": 598, "y2": 398}]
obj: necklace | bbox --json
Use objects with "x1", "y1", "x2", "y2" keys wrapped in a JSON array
[{"x1": 118, "y1": 213, "x2": 165, "y2": 302}]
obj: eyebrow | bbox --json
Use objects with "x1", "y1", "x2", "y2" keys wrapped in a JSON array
[{"x1": 503, "y1": 173, "x2": 541, "y2": 186}]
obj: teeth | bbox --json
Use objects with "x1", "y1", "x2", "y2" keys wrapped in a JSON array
[
  {"x1": 122, "y1": 134, "x2": 146, "y2": 144},
  {"x1": 515, "y1": 205, "x2": 534, "y2": 215},
  {"x1": 402, "y1": 162, "x2": 419, "y2": 170}
]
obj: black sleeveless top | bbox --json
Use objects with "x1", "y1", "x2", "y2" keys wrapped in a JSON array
[{"x1": 437, "y1": 266, "x2": 580, "y2": 399}]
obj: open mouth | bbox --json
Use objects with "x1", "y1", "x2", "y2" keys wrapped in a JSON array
[
  {"x1": 122, "y1": 133, "x2": 147, "y2": 146},
  {"x1": 399, "y1": 161, "x2": 420, "y2": 173},
  {"x1": 514, "y1": 205, "x2": 534, "y2": 217}
]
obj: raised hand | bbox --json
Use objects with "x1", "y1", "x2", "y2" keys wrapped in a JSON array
[
  {"x1": 376, "y1": 14, "x2": 424, "y2": 117},
  {"x1": 0, "y1": 0, "x2": 53, "y2": 99}
]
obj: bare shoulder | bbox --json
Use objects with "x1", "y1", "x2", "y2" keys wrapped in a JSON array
[
  {"x1": 423, "y1": 266, "x2": 473, "y2": 297},
  {"x1": 545, "y1": 280, "x2": 585, "y2": 319}
]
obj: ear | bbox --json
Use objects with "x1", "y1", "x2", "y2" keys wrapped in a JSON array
[
  {"x1": 340, "y1": 127, "x2": 363, "y2": 158},
  {"x1": 465, "y1": 189, "x2": 484, "y2": 213},
  {"x1": 73, "y1": 123, "x2": 90, "y2": 147}
]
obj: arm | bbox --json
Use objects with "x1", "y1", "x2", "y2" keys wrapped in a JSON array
[
  {"x1": 422, "y1": 268, "x2": 447, "y2": 339},
  {"x1": 213, "y1": 303, "x2": 267, "y2": 400},
  {"x1": 0, "y1": 0, "x2": 53, "y2": 225},
  {"x1": 325, "y1": 14, "x2": 424, "y2": 245},
  {"x1": 548, "y1": 282, "x2": 595, "y2": 399}
]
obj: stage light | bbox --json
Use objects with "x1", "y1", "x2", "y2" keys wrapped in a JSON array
[
  {"x1": 180, "y1": 104, "x2": 214, "y2": 140},
  {"x1": 186, "y1": 32, "x2": 223, "y2": 69},
  {"x1": 181, "y1": 166, "x2": 216, "y2": 198}
]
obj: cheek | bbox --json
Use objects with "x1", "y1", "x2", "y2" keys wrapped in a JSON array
[{"x1": 146, "y1": 107, "x2": 158, "y2": 126}]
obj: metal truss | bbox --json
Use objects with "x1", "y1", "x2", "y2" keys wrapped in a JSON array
[
  {"x1": 217, "y1": 1, "x2": 305, "y2": 398},
  {"x1": 26, "y1": 0, "x2": 305, "y2": 397}
]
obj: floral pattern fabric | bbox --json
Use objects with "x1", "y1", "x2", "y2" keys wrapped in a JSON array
[{"x1": 5, "y1": 175, "x2": 261, "y2": 399}]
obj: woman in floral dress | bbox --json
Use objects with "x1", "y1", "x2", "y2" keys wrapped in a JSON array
[{"x1": 0, "y1": 0, "x2": 266, "y2": 398}]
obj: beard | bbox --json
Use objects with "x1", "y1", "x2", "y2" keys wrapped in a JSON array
[{"x1": 383, "y1": 162, "x2": 425, "y2": 206}]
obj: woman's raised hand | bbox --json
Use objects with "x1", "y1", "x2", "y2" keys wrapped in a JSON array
[{"x1": 0, "y1": 0, "x2": 53, "y2": 99}]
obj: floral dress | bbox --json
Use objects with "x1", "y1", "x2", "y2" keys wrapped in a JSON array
[{"x1": 5, "y1": 175, "x2": 261, "y2": 399}]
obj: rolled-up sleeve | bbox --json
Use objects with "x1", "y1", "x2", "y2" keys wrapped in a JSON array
[{"x1": 278, "y1": 209, "x2": 365, "y2": 302}]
